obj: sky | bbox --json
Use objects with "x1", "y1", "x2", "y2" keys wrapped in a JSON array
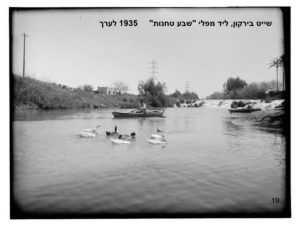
[{"x1": 12, "y1": 8, "x2": 284, "y2": 98}]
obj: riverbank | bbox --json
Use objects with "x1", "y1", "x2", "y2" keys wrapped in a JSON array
[
  {"x1": 13, "y1": 75, "x2": 140, "y2": 110},
  {"x1": 237, "y1": 109, "x2": 286, "y2": 129},
  {"x1": 13, "y1": 75, "x2": 286, "y2": 112}
]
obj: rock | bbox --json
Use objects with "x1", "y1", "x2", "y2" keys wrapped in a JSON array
[{"x1": 231, "y1": 101, "x2": 247, "y2": 108}]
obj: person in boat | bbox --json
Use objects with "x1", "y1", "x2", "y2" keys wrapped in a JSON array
[{"x1": 138, "y1": 99, "x2": 147, "y2": 113}]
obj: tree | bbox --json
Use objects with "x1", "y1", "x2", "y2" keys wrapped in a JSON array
[
  {"x1": 182, "y1": 91, "x2": 199, "y2": 100},
  {"x1": 279, "y1": 54, "x2": 286, "y2": 91},
  {"x1": 269, "y1": 57, "x2": 283, "y2": 93},
  {"x1": 170, "y1": 89, "x2": 199, "y2": 100},
  {"x1": 260, "y1": 80, "x2": 281, "y2": 92},
  {"x1": 137, "y1": 78, "x2": 169, "y2": 107},
  {"x1": 112, "y1": 80, "x2": 129, "y2": 94},
  {"x1": 206, "y1": 91, "x2": 225, "y2": 99},
  {"x1": 223, "y1": 77, "x2": 247, "y2": 94},
  {"x1": 170, "y1": 89, "x2": 182, "y2": 98},
  {"x1": 238, "y1": 83, "x2": 266, "y2": 99},
  {"x1": 83, "y1": 84, "x2": 93, "y2": 92}
]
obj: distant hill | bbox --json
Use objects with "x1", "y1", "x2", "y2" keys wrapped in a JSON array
[{"x1": 12, "y1": 75, "x2": 139, "y2": 110}]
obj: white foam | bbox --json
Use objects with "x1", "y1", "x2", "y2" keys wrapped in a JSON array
[{"x1": 179, "y1": 99, "x2": 284, "y2": 110}]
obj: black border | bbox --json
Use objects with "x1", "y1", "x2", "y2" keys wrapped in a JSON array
[{"x1": 9, "y1": 7, "x2": 291, "y2": 219}]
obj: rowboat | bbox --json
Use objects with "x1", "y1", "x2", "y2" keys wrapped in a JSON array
[
  {"x1": 112, "y1": 109, "x2": 165, "y2": 118},
  {"x1": 229, "y1": 107, "x2": 262, "y2": 113}
]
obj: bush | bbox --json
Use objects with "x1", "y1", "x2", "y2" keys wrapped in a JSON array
[
  {"x1": 236, "y1": 83, "x2": 266, "y2": 99},
  {"x1": 181, "y1": 91, "x2": 199, "y2": 100},
  {"x1": 170, "y1": 90, "x2": 199, "y2": 100},
  {"x1": 83, "y1": 84, "x2": 93, "y2": 92},
  {"x1": 120, "y1": 102, "x2": 139, "y2": 109},
  {"x1": 231, "y1": 101, "x2": 246, "y2": 108},
  {"x1": 206, "y1": 91, "x2": 225, "y2": 99},
  {"x1": 207, "y1": 79, "x2": 279, "y2": 100}
]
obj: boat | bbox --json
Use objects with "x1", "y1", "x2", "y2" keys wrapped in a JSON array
[
  {"x1": 229, "y1": 107, "x2": 262, "y2": 113},
  {"x1": 112, "y1": 109, "x2": 165, "y2": 118}
]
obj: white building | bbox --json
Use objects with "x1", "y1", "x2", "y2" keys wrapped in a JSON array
[{"x1": 97, "y1": 87, "x2": 117, "y2": 95}]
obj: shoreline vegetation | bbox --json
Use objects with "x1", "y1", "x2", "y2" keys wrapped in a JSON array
[
  {"x1": 206, "y1": 77, "x2": 284, "y2": 100},
  {"x1": 13, "y1": 75, "x2": 140, "y2": 110},
  {"x1": 13, "y1": 75, "x2": 285, "y2": 110},
  {"x1": 13, "y1": 71, "x2": 286, "y2": 129},
  {"x1": 12, "y1": 75, "x2": 199, "y2": 110}
]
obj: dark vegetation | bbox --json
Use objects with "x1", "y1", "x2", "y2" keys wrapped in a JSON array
[
  {"x1": 169, "y1": 90, "x2": 200, "y2": 106},
  {"x1": 13, "y1": 75, "x2": 201, "y2": 110},
  {"x1": 137, "y1": 77, "x2": 199, "y2": 107},
  {"x1": 137, "y1": 78, "x2": 170, "y2": 107},
  {"x1": 206, "y1": 77, "x2": 282, "y2": 100},
  {"x1": 13, "y1": 75, "x2": 139, "y2": 110},
  {"x1": 169, "y1": 90, "x2": 199, "y2": 102}
]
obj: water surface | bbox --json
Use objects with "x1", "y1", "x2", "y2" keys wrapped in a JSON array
[{"x1": 13, "y1": 108, "x2": 286, "y2": 215}]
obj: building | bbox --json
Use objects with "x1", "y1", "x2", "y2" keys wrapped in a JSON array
[{"x1": 97, "y1": 87, "x2": 117, "y2": 95}]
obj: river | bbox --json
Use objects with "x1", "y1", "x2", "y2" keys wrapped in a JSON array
[{"x1": 12, "y1": 107, "x2": 286, "y2": 216}]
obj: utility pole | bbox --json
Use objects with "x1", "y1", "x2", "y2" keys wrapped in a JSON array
[
  {"x1": 22, "y1": 33, "x2": 28, "y2": 77},
  {"x1": 149, "y1": 60, "x2": 158, "y2": 81}
]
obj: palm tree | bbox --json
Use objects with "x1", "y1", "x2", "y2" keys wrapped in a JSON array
[
  {"x1": 279, "y1": 54, "x2": 286, "y2": 91},
  {"x1": 269, "y1": 57, "x2": 283, "y2": 93}
]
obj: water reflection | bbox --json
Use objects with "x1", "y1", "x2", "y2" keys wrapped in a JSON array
[
  {"x1": 222, "y1": 120, "x2": 244, "y2": 137},
  {"x1": 14, "y1": 109, "x2": 99, "y2": 121}
]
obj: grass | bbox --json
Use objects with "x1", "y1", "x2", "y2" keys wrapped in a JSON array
[{"x1": 13, "y1": 75, "x2": 140, "y2": 110}]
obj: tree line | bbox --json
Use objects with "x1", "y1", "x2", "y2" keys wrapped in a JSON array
[
  {"x1": 207, "y1": 55, "x2": 286, "y2": 100},
  {"x1": 207, "y1": 77, "x2": 283, "y2": 100}
]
